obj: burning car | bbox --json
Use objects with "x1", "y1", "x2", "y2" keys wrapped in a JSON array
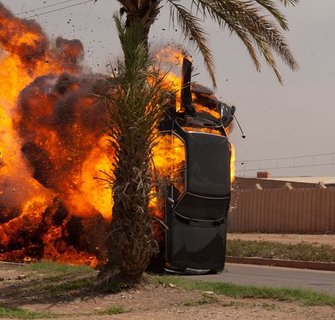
[{"x1": 157, "y1": 58, "x2": 234, "y2": 274}]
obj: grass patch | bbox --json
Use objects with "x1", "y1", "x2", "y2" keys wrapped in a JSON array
[
  {"x1": 227, "y1": 239, "x2": 335, "y2": 262},
  {"x1": 26, "y1": 260, "x2": 93, "y2": 275},
  {"x1": 4, "y1": 261, "x2": 97, "y2": 300},
  {"x1": 96, "y1": 306, "x2": 127, "y2": 315},
  {"x1": 35, "y1": 276, "x2": 95, "y2": 298},
  {"x1": 0, "y1": 306, "x2": 52, "y2": 319},
  {"x1": 156, "y1": 275, "x2": 335, "y2": 307},
  {"x1": 2, "y1": 262, "x2": 96, "y2": 301}
]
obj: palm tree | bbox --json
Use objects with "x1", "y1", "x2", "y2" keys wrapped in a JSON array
[
  {"x1": 114, "y1": 0, "x2": 299, "y2": 86},
  {"x1": 97, "y1": 0, "x2": 299, "y2": 285},
  {"x1": 96, "y1": 15, "x2": 169, "y2": 284}
]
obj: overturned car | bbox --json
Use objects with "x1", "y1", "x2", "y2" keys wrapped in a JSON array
[{"x1": 156, "y1": 58, "x2": 235, "y2": 274}]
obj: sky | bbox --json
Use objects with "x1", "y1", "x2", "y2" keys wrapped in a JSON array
[{"x1": 1, "y1": 0, "x2": 335, "y2": 178}]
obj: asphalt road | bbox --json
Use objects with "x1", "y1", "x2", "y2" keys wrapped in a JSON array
[{"x1": 184, "y1": 263, "x2": 335, "y2": 296}]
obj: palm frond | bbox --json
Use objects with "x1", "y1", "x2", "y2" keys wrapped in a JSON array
[
  {"x1": 167, "y1": 0, "x2": 216, "y2": 88},
  {"x1": 117, "y1": 0, "x2": 138, "y2": 12},
  {"x1": 253, "y1": 33, "x2": 282, "y2": 83},
  {"x1": 225, "y1": 22, "x2": 262, "y2": 72},
  {"x1": 254, "y1": 0, "x2": 288, "y2": 30},
  {"x1": 190, "y1": 0, "x2": 298, "y2": 82},
  {"x1": 107, "y1": 14, "x2": 169, "y2": 141},
  {"x1": 279, "y1": 0, "x2": 299, "y2": 6},
  {"x1": 113, "y1": 13, "x2": 148, "y2": 82}
]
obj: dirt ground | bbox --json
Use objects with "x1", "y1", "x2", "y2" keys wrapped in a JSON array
[
  {"x1": 0, "y1": 260, "x2": 334, "y2": 320},
  {"x1": 228, "y1": 233, "x2": 335, "y2": 247}
]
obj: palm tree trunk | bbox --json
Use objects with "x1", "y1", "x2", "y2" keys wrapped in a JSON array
[
  {"x1": 108, "y1": 135, "x2": 156, "y2": 282},
  {"x1": 124, "y1": 1, "x2": 161, "y2": 52},
  {"x1": 97, "y1": 14, "x2": 165, "y2": 286}
]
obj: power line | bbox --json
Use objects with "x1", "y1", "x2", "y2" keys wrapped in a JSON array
[
  {"x1": 24, "y1": 0, "x2": 95, "y2": 19},
  {"x1": 236, "y1": 152, "x2": 335, "y2": 172},
  {"x1": 236, "y1": 161, "x2": 335, "y2": 173},
  {"x1": 237, "y1": 152, "x2": 335, "y2": 164},
  {"x1": 15, "y1": 0, "x2": 81, "y2": 15}
]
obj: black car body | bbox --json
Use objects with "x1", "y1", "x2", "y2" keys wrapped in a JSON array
[{"x1": 159, "y1": 58, "x2": 234, "y2": 274}]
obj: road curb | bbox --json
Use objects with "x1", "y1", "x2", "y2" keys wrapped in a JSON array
[{"x1": 226, "y1": 256, "x2": 335, "y2": 271}]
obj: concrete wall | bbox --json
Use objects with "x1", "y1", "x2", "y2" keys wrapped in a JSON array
[{"x1": 229, "y1": 188, "x2": 335, "y2": 234}]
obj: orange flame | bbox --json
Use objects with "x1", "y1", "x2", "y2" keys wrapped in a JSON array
[
  {"x1": 0, "y1": 3, "x2": 108, "y2": 266},
  {"x1": 230, "y1": 143, "x2": 236, "y2": 182},
  {"x1": 0, "y1": 6, "x2": 235, "y2": 266}
]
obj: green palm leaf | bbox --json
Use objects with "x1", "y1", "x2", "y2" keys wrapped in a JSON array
[
  {"x1": 168, "y1": 1, "x2": 217, "y2": 87},
  {"x1": 110, "y1": 0, "x2": 299, "y2": 84}
]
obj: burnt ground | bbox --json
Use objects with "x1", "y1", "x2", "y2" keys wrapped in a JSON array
[{"x1": 0, "y1": 257, "x2": 334, "y2": 320}]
